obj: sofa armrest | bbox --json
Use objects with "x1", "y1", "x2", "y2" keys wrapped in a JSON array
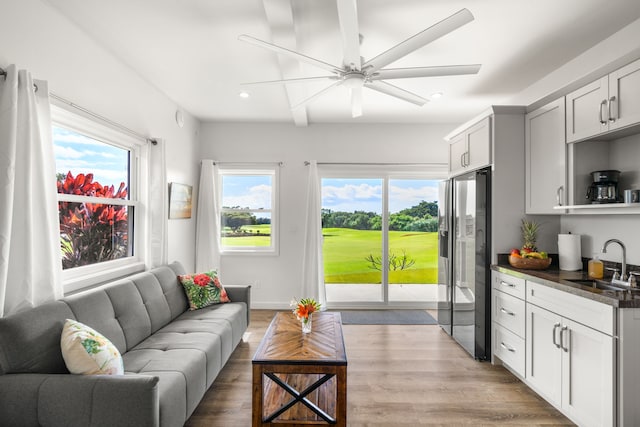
[
  {"x1": 0, "y1": 373, "x2": 159, "y2": 427},
  {"x1": 225, "y1": 285, "x2": 251, "y2": 325}
]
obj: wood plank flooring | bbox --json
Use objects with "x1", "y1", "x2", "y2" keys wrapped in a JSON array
[{"x1": 185, "y1": 310, "x2": 574, "y2": 426}]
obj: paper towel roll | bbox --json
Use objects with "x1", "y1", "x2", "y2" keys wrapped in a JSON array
[{"x1": 558, "y1": 234, "x2": 582, "y2": 271}]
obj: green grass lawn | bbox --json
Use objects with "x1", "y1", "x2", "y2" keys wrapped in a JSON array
[
  {"x1": 221, "y1": 224, "x2": 271, "y2": 247},
  {"x1": 221, "y1": 225, "x2": 438, "y2": 284},
  {"x1": 322, "y1": 228, "x2": 438, "y2": 284}
]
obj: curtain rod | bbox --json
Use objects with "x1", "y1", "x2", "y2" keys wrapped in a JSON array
[
  {"x1": 50, "y1": 93, "x2": 156, "y2": 145},
  {"x1": 1, "y1": 66, "x2": 156, "y2": 145},
  {"x1": 304, "y1": 161, "x2": 447, "y2": 166},
  {"x1": 213, "y1": 161, "x2": 284, "y2": 167}
]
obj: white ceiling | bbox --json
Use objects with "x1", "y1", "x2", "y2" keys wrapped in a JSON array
[{"x1": 46, "y1": 0, "x2": 640, "y2": 125}]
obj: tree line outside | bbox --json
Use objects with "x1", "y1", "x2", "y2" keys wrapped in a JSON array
[{"x1": 321, "y1": 200, "x2": 438, "y2": 232}]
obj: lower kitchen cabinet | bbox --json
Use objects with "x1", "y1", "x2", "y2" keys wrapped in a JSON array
[{"x1": 526, "y1": 303, "x2": 614, "y2": 427}]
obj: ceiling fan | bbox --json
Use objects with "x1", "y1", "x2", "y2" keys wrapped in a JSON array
[{"x1": 239, "y1": 2, "x2": 481, "y2": 118}]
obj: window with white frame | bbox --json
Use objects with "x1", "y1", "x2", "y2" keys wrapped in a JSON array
[
  {"x1": 219, "y1": 168, "x2": 277, "y2": 254},
  {"x1": 52, "y1": 106, "x2": 148, "y2": 291}
]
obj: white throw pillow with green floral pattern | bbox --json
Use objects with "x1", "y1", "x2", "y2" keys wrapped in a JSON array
[
  {"x1": 60, "y1": 319, "x2": 124, "y2": 375},
  {"x1": 178, "y1": 270, "x2": 230, "y2": 310}
]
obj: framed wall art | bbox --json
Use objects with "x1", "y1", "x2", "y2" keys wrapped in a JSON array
[{"x1": 168, "y1": 182, "x2": 193, "y2": 219}]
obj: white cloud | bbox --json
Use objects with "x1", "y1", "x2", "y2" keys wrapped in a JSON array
[
  {"x1": 389, "y1": 184, "x2": 438, "y2": 213},
  {"x1": 322, "y1": 183, "x2": 382, "y2": 201},
  {"x1": 54, "y1": 145, "x2": 84, "y2": 159},
  {"x1": 223, "y1": 184, "x2": 272, "y2": 209}
]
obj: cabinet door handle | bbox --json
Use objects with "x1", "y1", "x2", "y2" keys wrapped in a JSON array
[
  {"x1": 556, "y1": 185, "x2": 564, "y2": 206},
  {"x1": 500, "y1": 342, "x2": 516, "y2": 353},
  {"x1": 500, "y1": 280, "x2": 516, "y2": 288},
  {"x1": 608, "y1": 96, "x2": 617, "y2": 122},
  {"x1": 460, "y1": 153, "x2": 465, "y2": 168},
  {"x1": 552, "y1": 323, "x2": 561, "y2": 349},
  {"x1": 500, "y1": 307, "x2": 515, "y2": 316},
  {"x1": 560, "y1": 326, "x2": 570, "y2": 352},
  {"x1": 599, "y1": 99, "x2": 608, "y2": 125}
]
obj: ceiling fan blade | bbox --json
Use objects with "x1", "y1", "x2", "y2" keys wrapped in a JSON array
[
  {"x1": 363, "y1": 8, "x2": 474, "y2": 73},
  {"x1": 290, "y1": 81, "x2": 342, "y2": 110},
  {"x1": 373, "y1": 64, "x2": 481, "y2": 80},
  {"x1": 241, "y1": 76, "x2": 339, "y2": 86},
  {"x1": 337, "y1": 0, "x2": 361, "y2": 71},
  {"x1": 365, "y1": 81, "x2": 428, "y2": 106},
  {"x1": 239, "y1": 34, "x2": 342, "y2": 74},
  {"x1": 351, "y1": 87, "x2": 363, "y2": 117}
]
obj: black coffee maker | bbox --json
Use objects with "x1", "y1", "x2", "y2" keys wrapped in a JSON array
[{"x1": 586, "y1": 170, "x2": 621, "y2": 203}]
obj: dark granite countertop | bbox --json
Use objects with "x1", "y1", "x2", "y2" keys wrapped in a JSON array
[{"x1": 492, "y1": 263, "x2": 640, "y2": 308}]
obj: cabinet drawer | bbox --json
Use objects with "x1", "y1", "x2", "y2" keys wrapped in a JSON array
[
  {"x1": 492, "y1": 271, "x2": 526, "y2": 300},
  {"x1": 493, "y1": 323, "x2": 525, "y2": 378},
  {"x1": 493, "y1": 290, "x2": 526, "y2": 337},
  {"x1": 527, "y1": 280, "x2": 614, "y2": 336}
]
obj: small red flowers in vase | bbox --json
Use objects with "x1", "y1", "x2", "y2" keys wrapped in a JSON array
[{"x1": 291, "y1": 297, "x2": 321, "y2": 333}]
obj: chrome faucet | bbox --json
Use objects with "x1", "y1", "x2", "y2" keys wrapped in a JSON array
[{"x1": 602, "y1": 239, "x2": 626, "y2": 284}]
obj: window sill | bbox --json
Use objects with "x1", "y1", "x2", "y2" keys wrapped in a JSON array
[
  {"x1": 221, "y1": 249, "x2": 279, "y2": 257},
  {"x1": 63, "y1": 261, "x2": 146, "y2": 295}
]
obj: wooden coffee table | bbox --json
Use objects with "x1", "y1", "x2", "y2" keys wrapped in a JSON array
[{"x1": 252, "y1": 311, "x2": 347, "y2": 427}]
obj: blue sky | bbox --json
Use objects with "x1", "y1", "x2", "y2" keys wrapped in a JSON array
[
  {"x1": 221, "y1": 175, "x2": 272, "y2": 209},
  {"x1": 219, "y1": 175, "x2": 439, "y2": 214},
  {"x1": 53, "y1": 126, "x2": 129, "y2": 189},
  {"x1": 322, "y1": 178, "x2": 439, "y2": 214}
]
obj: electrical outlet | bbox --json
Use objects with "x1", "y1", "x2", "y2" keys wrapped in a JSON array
[{"x1": 253, "y1": 280, "x2": 261, "y2": 290}]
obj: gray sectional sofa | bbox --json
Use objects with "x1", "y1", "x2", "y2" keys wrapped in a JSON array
[{"x1": 0, "y1": 261, "x2": 251, "y2": 427}]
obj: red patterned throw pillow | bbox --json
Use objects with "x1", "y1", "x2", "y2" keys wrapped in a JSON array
[{"x1": 178, "y1": 270, "x2": 230, "y2": 310}]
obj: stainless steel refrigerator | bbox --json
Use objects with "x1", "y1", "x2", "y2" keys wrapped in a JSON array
[{"x1": 437, "y1": 167, "x2": 491, "y2": 360}]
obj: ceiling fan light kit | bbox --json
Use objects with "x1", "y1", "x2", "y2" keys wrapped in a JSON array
[{"x1": 240, "y1": 2, "x2": 481, "y2": 118}]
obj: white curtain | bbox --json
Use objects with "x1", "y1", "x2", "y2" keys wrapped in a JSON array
[
  {"x1": 195, "y1": 160, "x2": 221, "y2": 273},
  {"x1": 301, "y1": 160, "x2": 326, "y2": 308},
  {"x1": 148, "y1": 138, "x2": 168, "y2": 267},
  {"x1": 0, "y1": 65, "x2": 63, "y2": 317}
]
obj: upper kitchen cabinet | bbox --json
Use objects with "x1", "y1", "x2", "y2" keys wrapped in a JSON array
[
  {"x1": 525, "y1": 98, "x2": 566, "y2": 214},
  {"x1": 566, "y1": 58, "x2": 640, "y2": 143},
  {"x1": 448, "y1": 117, "x2": 491, "y2": 176}
]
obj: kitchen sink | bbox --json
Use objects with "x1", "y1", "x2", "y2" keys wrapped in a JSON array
[{"x1": 565, "y1": 278, "x2": 640, "y2": 293}]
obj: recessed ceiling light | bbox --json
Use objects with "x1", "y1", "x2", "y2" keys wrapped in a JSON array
[
  {"x1": 239, "y1": 91, "x2": 250, "y2": 99},
  {"x1": 431, "y1": 92, "x2": 443, "y2": 100}
]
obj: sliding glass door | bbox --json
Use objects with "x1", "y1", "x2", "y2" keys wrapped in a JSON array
[{"x1": 321, "y1": 171, "x2": 440, "y2": 308}]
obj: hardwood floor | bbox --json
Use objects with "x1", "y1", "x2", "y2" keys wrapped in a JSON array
[{"x1": 185, "y1": 310, "x2": 574, "y2": 426}]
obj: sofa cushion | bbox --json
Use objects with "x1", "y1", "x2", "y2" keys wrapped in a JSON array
[
  {"x1": 128, "y1": 272, "x2": 173, "y2": 334},
  {"x1": 63, "y1": 290, "x2": 128, "y2": 354},
  {"x1": 178, "y1": 270, "x2": 230, "y2": 310},
  {"x1": 0, "y1": 301, "x2": 74, "y2": 374},
  {"x1": 164, "y1": 302, "x2": 247, "y2": 365},
  {"x1": 122, "y1": 347, "x2": 206, "y2": 420},
  {"x1": 61, "y1": 319, "x2": 124, "y2": 375},
  {"x1": 153, "y1": 262, "x2": 189, "y2": 320},
  {"x1": 132, "y1": 331, "x2": 223, "y2": 388}
]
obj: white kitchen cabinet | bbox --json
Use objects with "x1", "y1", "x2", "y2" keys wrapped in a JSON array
[
  {"x1": 566, "y1": 58, "x2": 640, "y2": 143},
  {"x1": 526, "y1": 303, "x2": 562, "y2": 406},
  {"x1": 526, "y1": 280, "x2": 614, "y2": 427},
  {"x1": 525, "y1": 98, "x2": 566, "y2": 214},
  {"x1": 491, "y1": 271, "x2": 526, "y2": 377},
  {"x1": 566, "y1": 77, "x2": 608, "y2": 143},
  {"x1": 608, "y1": 58, "x2": 640, "y2": 131},
  {"x1": 448, "y1": 117, "x2": 491, "y2": 176}
]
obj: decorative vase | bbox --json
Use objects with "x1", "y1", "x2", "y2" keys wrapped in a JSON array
[{"x1": 301, "y1": 314, "x2": 312, "y2": 333}]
